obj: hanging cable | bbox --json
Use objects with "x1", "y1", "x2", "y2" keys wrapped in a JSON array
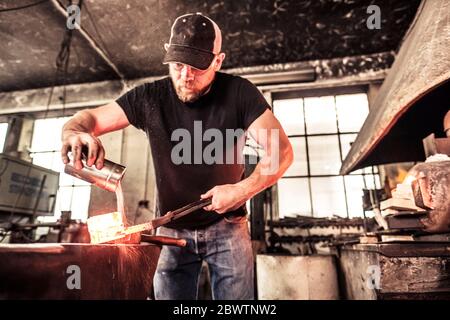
[
  {"x1": 27, "y1": 1, "x2": 83, "y2": 235},
  {"x1": 56, "y1": 22, "x2": 73, "y2": 117},
  {"x1": 51, "y1": 0, "x2": 126, "y2": 88},
  {"x1": 44, "y1": 0, "x2": 84, "y2": 118}
]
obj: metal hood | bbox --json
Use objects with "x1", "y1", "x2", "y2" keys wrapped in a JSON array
[{"x1": 340, "y1": 0, "x2": 450, "y2": 175}]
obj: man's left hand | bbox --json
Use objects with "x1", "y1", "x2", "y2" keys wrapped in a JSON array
[{"x1": 201, "y1": 184, "x2": 248, "y2": 214}]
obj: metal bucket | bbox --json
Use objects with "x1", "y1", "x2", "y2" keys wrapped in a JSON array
[{"x1": 64, "y1": 158, "x2": 126, "y2": 192}]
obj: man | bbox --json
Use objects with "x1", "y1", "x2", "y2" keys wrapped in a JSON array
[{"x1": 61, "y1": 13, "x2": 293, "y2": 300}]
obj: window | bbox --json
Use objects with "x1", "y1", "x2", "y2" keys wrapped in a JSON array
[
  {"x1": 0, "y1": 123, "x2": 8, "y2": 152},
  {"x1": 30, "y1": 117, "x2": 91, "y2": 221},
  {"x1": 273, "y1": 92, "x2": 380, "y2": 218}
]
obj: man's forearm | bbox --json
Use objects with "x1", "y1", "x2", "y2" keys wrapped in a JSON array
[
  {"x1": 236, "y1": 146, "x2": 293, "y2": 200},
  {"x1": 62, "y1": 110, "x2": 97, "y2": 138}
]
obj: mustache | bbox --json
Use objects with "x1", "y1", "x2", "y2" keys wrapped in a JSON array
[{"x1": 175, "y1": 83, "x2": 201, "y2": 102}]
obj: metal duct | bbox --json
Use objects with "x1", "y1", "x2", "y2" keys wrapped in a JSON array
[{"x1": 340, "y1": 0, "x2": 450, "y2": 174}]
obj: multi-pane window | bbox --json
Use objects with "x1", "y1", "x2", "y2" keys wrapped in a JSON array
[
  {"x1": 273, "y1": 91, "x2": 380, "y2": 218},
  {"x1": 0, "y1": 123, "x2": 8, "y2": 152},
  {"x1": 30, "y1": 117, "x2": 91, "y2": 221}
]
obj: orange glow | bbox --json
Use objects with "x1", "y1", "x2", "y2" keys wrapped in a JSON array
[
  {"x1": 403, "y1": 174, "x2": 416, "y2": 185},
  {"x1": 87, "y1": 211, "x2": 125, "y2": 244}
]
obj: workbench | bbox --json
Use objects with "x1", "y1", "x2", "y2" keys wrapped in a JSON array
[
  {"x1": 0, "y1": 243, "x2": 161, "y2": 299},
  {"x1": 338, "y1": 242, "x2": 450, "y2": 299}
]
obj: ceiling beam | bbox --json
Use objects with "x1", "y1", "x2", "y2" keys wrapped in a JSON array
[
  {"x1": 0, "y1": 79, "x2": 124, "y2": 116},
  {"x1": 0, "y1": 52, "x2": 393, "y2": 116}
]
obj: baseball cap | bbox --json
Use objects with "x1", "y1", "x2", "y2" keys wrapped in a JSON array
[{"x1": 163, "y1": 13, "x2": 222, "y2": 70}]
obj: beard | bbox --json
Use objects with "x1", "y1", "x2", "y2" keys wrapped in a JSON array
[
  {"x1": 174, "y1": 83, "x2": 204, "y2": 103},
  {"x1": 169, "y1": 69, "x2": 215, "y2": 103}
]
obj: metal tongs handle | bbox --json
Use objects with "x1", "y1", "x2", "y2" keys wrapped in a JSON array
[
  {"x1": 151, "y1": 197, "x2": 212, "y2": 229},
  {"x1": 112, "y1": 198, "x2": 213, "y2": 238},
  {"x1": 171, "y1": 197, "x2": 212, "y2": 216}
]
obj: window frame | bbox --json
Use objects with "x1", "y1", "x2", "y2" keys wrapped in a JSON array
[
  {"x1": 29, "y1": 115, "x2": 91, "y2": 221},
  {"x1": 272, "y1": 85, "x2": 381, "y2": 218}
]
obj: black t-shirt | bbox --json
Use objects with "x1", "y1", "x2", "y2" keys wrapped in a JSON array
[{"x1": 116, "y1": 72, "x2": 269, "y2": 229}]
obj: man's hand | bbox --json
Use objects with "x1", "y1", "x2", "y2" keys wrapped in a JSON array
[
  {"x1": 61, "y1": 130, "x2": 105, "y2": 171},
  {"x1": 60, "y1": 102, "x2": 130, "y2": 171},
  {"x1": 201, "y1": 184, "x2": 248, "y2": 214}
]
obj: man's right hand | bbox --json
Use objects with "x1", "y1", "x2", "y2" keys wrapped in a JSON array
[
  {"x1": 60, "y1": 102, "x2": 130, "y2": 170},
  {"x1": 61, "y1": 130, "x2": 105, "y2": 171}
]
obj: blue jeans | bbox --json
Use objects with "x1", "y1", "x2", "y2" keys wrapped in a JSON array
[{"x1": 153, "y1": 215, "x2": 254, "y2": 300}]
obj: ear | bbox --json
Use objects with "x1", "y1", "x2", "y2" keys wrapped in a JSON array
[
  {"x1": 164, "y1": 43, "x2": 170, "y2": 51},
  {"x1": 213, "y1": 52, "x2": 226, "y2": 71}
]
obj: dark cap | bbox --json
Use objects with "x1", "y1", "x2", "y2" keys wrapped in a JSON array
[{"x1": 163, "y1": 13, "x2": 221, "y2": 70}]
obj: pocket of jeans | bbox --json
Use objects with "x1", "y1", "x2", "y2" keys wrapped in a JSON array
[{"x1": 223, "y1": 214, "x2": 248, "y2": 224}]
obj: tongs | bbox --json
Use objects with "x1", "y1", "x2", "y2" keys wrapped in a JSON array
[{"x1": 87, "y1": 197, "x2": 212, "y2": 244}]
